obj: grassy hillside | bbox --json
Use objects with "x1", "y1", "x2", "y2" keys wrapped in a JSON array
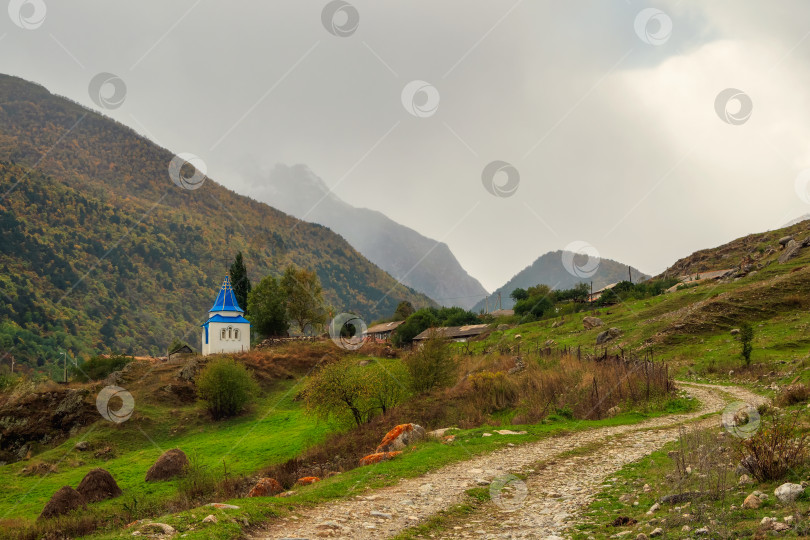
[{"x1": 0, "y1": 74, "x2": 433, "y2": 371}]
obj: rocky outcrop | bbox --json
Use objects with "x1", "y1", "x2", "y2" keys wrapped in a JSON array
[
  {"x1": 248, "y1": 477, "x2": 283, "y2": 497},
  {"x1": 779, "y1": 239, "x2": 802, "y2": 263},
  {"x1": 296, "y1": 476, "x2": 320, "y2": 486},
  {"x1": 145, "y1": 448, "x2": 189, "y2": 482},
  {"x1": 596, "y1": 328, "x2": 622, "y2": 345},
  {"x1": 359, "y1": 451, "x2": 402, "y2": 466},
  {"x1": 376, "y1": 424, "x2": 426, "y2": 453},
  {"x1": 774, "y1": 482, "x2": 804, "y2": 503},
  {"x1": 583, "y1": 317, "x2": 603, "y2": 330}
]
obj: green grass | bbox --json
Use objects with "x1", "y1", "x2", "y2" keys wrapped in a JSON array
[
  {"x1": 0, "y1": 381, "x2": 339, "y2": 524},
  {"x1": 84, "y1": 395, "x2": 699, "y2": 539}
]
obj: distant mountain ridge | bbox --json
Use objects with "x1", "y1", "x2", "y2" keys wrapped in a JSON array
[
  {"x1": 472, "y1": 250, "x2": 649, "y2": 312},
  {"x1": 253, "y1": 164, "x2": 489, "y2": 309}
]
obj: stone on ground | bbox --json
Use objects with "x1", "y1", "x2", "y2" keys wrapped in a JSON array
[
  {"x1": 376, "y1": 423, "x2": 426, "y2": 453},
  {"x1": 248, "y1": 477, "x2": 283, "y2": 497},
  {"x1": 774, "y1": 482, "x2": 804, "y2": 503}
]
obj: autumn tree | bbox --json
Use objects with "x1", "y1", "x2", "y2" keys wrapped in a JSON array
[
  {"x1": 229, "y1": 252, "x2": 251, "y2": 311},
  {"x1": 248, "y1": 275, "x2": 289, "y2": 338},
  {"x1": 281, "y1": 264, "x2": 327, "y2": 335}
]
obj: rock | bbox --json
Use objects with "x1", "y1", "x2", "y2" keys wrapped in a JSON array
[
  {"x1": 544, "y1": 339, "x2": 556, "y2": 347},
  {"x1": 681, "y1": 525, "x2": 690, "y2": 532},
  {"x1": 296, "y1": 476, "x2": 321, "y2": 486},
  {"x1": 376, "y1": 423, "x2": 426, "y2": 453},
  {"x1": 773, "y1": 522, "x2": 791, "y2": 532},
  {"x1": 139, "y1": 523, "x2": 176, "y2": 535},
  {"x1": 606, "y1": 405, "x2": 621, "y2": 417},
  {"x1": 779, "y1": 240, "x2": 801, "y2": 263},
  {"x1": 779, "y1": 235, "x2": 794, "y2": 246},
  {"x1": 636, "y1": 535, "x2": 648, "y2": 540},
  {"x1": 649, "y1": 528, "x2": 663, "y2": 537},
  {"x1": 494, "y1": 429, "x2": 527, "y2": 435},
  {"x1": 551, "y1": 320, "x2": 563, "y2": 328},
  {"x1": 596, "y1": 327, "x2": 622, "y2": 345},
  {"x1": 646, "y1": 502, "x2": 660, "y2": 515},
  {"x1": 497, "y1": 324, "x2": 509, "y2": 331},
  {"x1": 359, "y1": 452, "x2": 402, "y2": 466},
  {"x1": 642, "y1": 484, "x2": 651, "y2": 492},
  {"x1": 739, "y1": 474, "x2": 752, "y2": 485},
  {"x1": 730, "y1": 328, "x2": 740, "y2": 335},
  {"x1": 774, "y1": 482, "x2": 804, "y2": 503},
  {"x1": 248, "y1": 477, "x2": 283, "y2": 497},
  {"x1": 695, "y1": 527, "x2": 708, "y2": 535},
  {"x1": 427, "y1": 427, "x2": 455, "y2": 439},
  {"x1": 38, "y1": 486, "x2": 87, "y2": 520},
  {"x1": 76, "y1": 468, "x2": 122, "y2": 503},
  {"x1": 370, "y1": 511, "x2": 392, "y2": 519},
  {"x1": 318, "y1": 520, "x2": 341, "y2": 529},
  {"x1": 74, "y1": 441, "x2": 89, "y2": 451},
  {"x1": 761, "y1": 516, "x2": 774, "y2": 529},
  {"x1": 206, "y1": 503, "x2": 240, "y2": 509},
  {"x1": 482, "y1": 432, "x2": 492, "y2": 437},
  {"x1": 784, "y1": 515, "x2": 794, "y2": 523},
  {"x1": 202, "y1": 514, "x2": 217, "y2": 523},
  {"x1": 583, "y1": 316, "x2": 604, "y2": 330},
  {"x1": 279, "y1": 490, "x2": 296, "y2": 497},
  {"x1": 742, "y1": 493, "x2": 761, "y2": 509},
  {"x1": 145, "y1": 448, "x2": 189, "y2": 482}
]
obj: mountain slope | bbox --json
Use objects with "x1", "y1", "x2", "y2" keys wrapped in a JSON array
[
  {"x1": 254, "y1": 164, "x2": 489, "y2": 309},
  {"x1": 472, "y1": 250, "x2": 649, "y2": 312},
  {"x1": 0, "y1": 74, "x2": 432, "y2": 371}
]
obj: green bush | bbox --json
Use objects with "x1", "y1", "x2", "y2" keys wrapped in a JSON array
[
  {"x1": 405, "y1": 335, "x2": 456, "y2": 394},
  {"x1": 196, "y1": 358, "x2": 259, "y2": 419},
  {"x1": 73, "y1": 354, "x2": 132, "y2": 382}
]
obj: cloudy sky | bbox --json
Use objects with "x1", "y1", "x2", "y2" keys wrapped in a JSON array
[{"x1": 3, "y1": 1, "x2": 810, "y2": 291}]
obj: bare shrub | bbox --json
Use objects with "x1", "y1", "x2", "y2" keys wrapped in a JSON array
[
  {"x1": 737, "y1": 411, "x2": 809, "y2": 482},
  {"x1": 776, "y1": 383, "x2": 810, "y2": 407}
]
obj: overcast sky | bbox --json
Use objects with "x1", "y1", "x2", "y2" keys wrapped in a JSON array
[{"x1": 3, "y1": 1, "x2": 810, "y2": 291}]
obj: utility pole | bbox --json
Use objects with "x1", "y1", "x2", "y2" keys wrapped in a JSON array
[{"x1": 628, "y1": 266, "x2": 632, "y2": 284}]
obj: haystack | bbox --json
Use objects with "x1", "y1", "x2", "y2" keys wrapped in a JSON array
[
  {"x1": 145, "y1": 448, "x2": 189, "y2": 482},
  {"x1": 76, "y1": 468, "x2": 123, "y2": 502},
  {"x1": 38, "y1": 486, "x2": 86, "y2": 520}
]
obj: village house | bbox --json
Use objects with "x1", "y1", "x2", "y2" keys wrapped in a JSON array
[
  {"x1": 412, "y1": 324, "x2": 490, "y2": 343},
  {"x1": 363, "y1": 321, "x2": 405, "y2": 342},
  {"x1": 587, "y1": 282, "x2": 618, "y2": 303}
]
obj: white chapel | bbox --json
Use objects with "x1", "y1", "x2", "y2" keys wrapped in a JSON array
[{"x1": 201, "y1": 276, "x2": 251, "y2": 356}]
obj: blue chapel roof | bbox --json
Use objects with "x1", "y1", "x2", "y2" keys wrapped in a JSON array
[
  {"x1": 201, "y1": 314, "x2": 251, "y2": 326},
  {"x1": 209, "y1": 275, "x2": 245, "y2": 313}
]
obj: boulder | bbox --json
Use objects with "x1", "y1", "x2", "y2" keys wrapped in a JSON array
[
  {"x1": 296, "y1": 476, "x2": 320, "y2": 486},
  {"x1": 38, "y1": 486, "x2": 86, "y2": 520},
  {"x1": 76, "y1": 468, "x2": 122, "y2": 502},
  {"x1": 359, "y1": 451, "x2": 402, "y2": 466},
  {"x1": 583, "y1": 316, "x2": 604, "y2": 330},
  {"x1": 596, "y1": 327, "x2": 622, "y2": 345},
  {"x1": 376, "y1": 423, "x2": 426, "y2": 453},
  {"x1": 778, "y1": 235, "x2": 794, "y2": 247},
  {"x1": 145, "y1": 448, "x2": 189, "y2": 482},
  {"x1": 649, "y1": 529, "x2": 663, "y2": 538},
  {"x1": 779, "y1": 240, "x2": 802, "y2": 263},
  {"x1": 730, "y1": 328, "x2": 740, "y2": 335},
  {"x1": 248, "y1": 477, "x2": 283, "y2": 497},
  {"x1": 774, "y1": 482, "x2": 804, "y2": 503},
  {"x1": 202, "y1": 514, "x2": 217, "y2": 523},
  {"x1": 742, "y1": 493, "x2": 761, "y2": 509},
  {"x1": 74, "y1": 441, "x2": 89, "y2": 451}
]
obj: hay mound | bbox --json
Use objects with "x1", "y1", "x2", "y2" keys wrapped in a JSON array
[
  {"x1": 145, "y1": 448, "x2": 189, "y2": 482},
  {"x1": 38, "y1": 486, "x2": 86, "y2": 520},
  {"x1": 248, "y1": 477, "x2": 283, "y2": 497},
  {"x1": 76, "y1": 468, "x2": 123, "y2": 502}
]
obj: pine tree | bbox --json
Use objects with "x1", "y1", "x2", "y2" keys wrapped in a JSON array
[{"x1": 229, "y1": 252, "x2": 251, "y2": 311}]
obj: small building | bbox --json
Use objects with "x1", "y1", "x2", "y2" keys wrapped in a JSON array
[
  {"x1": 412, "y1": 324, "x2": 490, "y2": 343},
  {"x1": 487, "y1": 309, "x2": 514, "y2": 317},
  {"x1": 167, "y1": 344, "x2": 194, "y2": 362},
  {"x1": 587, "y1": 282, "x2": 619, "y2": 303},
  {"x1": 363, "y1": 321, "x2": 405, "y2": 342},
  {"x1": 201, "y1": 276, "x2": 251, "y2": 356}
]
